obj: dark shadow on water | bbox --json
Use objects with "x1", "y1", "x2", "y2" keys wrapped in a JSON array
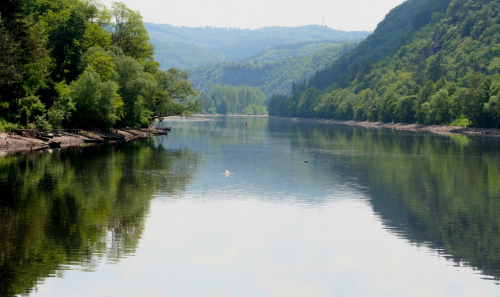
[{"x1": 0, "y1": 138, "x2": 200, "y2": 296}]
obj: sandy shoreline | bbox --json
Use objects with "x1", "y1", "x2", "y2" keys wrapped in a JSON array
[
  {"x1": 269, "y1": 117, "x2": 500, "y2": 138},
  {"x1": 0, "y1": 127, "x2": 167, "y2": 156}
]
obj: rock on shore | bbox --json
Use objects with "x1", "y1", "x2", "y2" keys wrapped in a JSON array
[{"x1": 0, "y1": 127, "x2": 165, "y2": 155}]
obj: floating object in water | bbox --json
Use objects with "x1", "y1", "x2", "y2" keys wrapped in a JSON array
[
  {"x1": 225, "y1": 170, "x2": 230, "y2": 177},
  {"x1": 304, "y1": 161, "x2": 309, "y2": 163}
]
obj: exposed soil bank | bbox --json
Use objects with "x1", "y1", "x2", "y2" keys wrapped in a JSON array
[
  {"x1": 0, "y1": 127, "x2": 167, "y2": 156},
  {"x1": 273, "y1": 117, "x2": 500, "y2": 138}
]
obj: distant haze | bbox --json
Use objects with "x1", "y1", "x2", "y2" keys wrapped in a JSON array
[{"x1": 100, "y1": 0, "x2": 406, "y2": 31}]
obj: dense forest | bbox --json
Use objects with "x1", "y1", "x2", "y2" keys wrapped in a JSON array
[
  {"x1": 188, "y1": 42, "x2": 358, "y2": 98},
  {"x1": 198, "y1": 85, "x2": 267, "y2": 115},
  {"x1": 0, "y1": 0, "x2": 201, "y2": 132},
  {"x1": 269, "y1": 0, "x2": 500, "y2": 128},
  {"x1": 146, "y1": 23, "x2": 370, "y2": 69}
]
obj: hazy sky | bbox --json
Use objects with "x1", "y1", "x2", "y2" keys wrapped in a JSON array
[{"x1": 100, "y1": 0, "x2": 407, "y2": 31}]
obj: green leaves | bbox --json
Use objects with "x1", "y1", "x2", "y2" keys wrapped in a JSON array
[
  {"x1": 70, "y1": 70, "x2": 122, "y2": 128},
  {"x1": 0, "y1": 0, "x2": 200, "y2": 130},
  {"x1": 110, "y1": 2, "x2": 153, "y2": 63},
  {"x1": 0, "y1": 16, "x2": 20, "y2": 87},
  {"x1": 202, "y1": 85, "x2": 266, "y2": 115},
  {"x1": 49, "y1": 8, "x2": 87, "y2": 82},
  {"x1": 269, "y1": 0, "x2": 500, "y2": 129}
]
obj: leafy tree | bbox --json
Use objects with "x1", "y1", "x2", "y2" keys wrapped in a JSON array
[
  {"x1": 49, "y1": 8, "x2": 88, "y2": 83},
  {"x1": 110, "y1": 2, "x2": 153, "y2": 63},
  {"x1": 70, "y1": 70, "x2": 122, "y2": 128},
  {"x1": 82, "y1": 47, "x2": 115, "y2": 81},
  {"x1": 0, "y1": 16, "x2": 20, "y2": 89},
  {"x1": 150, "y1": 68, "x2": 200, "y2": 119},
  {"x1": 112, "y1": 54, "x2": 155, "y2": 126},
  {"x1": 17, "y1": 95, "x2": 46, "y2": 127},
  {"x1": 83, "y1": 23, "x2": 112, "y2": 50},
  {"x1": 460, "y1": 73, "x2": 490, "y2": 127}
]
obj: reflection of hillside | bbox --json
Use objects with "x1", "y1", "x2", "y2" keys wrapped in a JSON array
[
  {"x1": 268, "y1": 118, "x2": 500, "y2": 280},
  {"x1": 0, "y1": 139, "x2": 199, "y2": 296},
  {"x1": 159, "y1": 116, "x2": 268, "y2": 149}
]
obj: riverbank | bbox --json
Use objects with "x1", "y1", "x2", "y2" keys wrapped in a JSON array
[
  {"x1": 0, "y1": 127, "x2": 166, "y2": 156},
  {"x1": 274, "y1": 117, "x2": 500, "y2": 138},
  {"x1": 196, "y1": 114, "x2": 500, "y2": 137}
]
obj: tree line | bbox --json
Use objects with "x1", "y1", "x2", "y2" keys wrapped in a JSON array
[
  {"x1": 0, "y1": 0, "x2": 201, "y2": 131},
  {"x1": 198, "y1": 85, "x2": 267, "y2": 115}
]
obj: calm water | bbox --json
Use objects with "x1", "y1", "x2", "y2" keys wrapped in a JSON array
[{"x1": 2, "y1": 116, "x2": 500, "y2": 296}]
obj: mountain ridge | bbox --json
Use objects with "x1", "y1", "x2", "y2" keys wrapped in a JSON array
[{"x1": 145, "y1": 23, "x2": 370, "y2": 69}]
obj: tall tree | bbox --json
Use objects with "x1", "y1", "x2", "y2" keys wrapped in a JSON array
[
  {"x1": 49, "y1": 8, "x2": 88, "y2": 83},
  {"x1": 110, "y1": 2, "x2": 153, "y2": 63}
]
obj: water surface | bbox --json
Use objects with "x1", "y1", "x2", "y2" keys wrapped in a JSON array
[{"x1": 2, "y1": 116, "x2": 500, "y2": 296}]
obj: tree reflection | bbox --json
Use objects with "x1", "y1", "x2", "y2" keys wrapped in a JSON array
[
  {"x1": 268, "y1": 119, "x2": 500, "y2": 280},
  {"x1": 0, "y1": 139, "x2": 199, "y2": 296}
]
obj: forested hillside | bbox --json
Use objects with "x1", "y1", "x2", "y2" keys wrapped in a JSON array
[
  {"x1": 269, "y1": 0, "x2": 500, "y2": 128},
  {"x1": 188, "y1": 42, "x2": 358, "y2": 98},
  {"x1": 0, "y1": 0, "x2": 200, "y2": 131},
  {"x1": 145, "y1": 23, "x2": 370, "y2": 69}
]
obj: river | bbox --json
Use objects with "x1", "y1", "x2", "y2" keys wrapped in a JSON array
[{"x1": 1, "y1": 116, "x2": 500, "y2": 296}]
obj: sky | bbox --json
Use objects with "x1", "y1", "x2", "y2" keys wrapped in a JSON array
[{"x1": 100, "y1": 0, "x2": 407, "y2": 32}]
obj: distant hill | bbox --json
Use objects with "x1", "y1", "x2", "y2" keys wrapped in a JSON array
[
  {"x1": 145, "y1": 23, "x2": 370, "y2": 69},
  {"x1": 188, "y1": 42, "x2": 358, "y2": 98},
  {"x1": 269, "y1": 0, "x2": 500, "y2": 129}
]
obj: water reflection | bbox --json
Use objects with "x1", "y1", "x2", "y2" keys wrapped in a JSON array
[
  {"x1": 3, "y1": 116, "x2": 500, "y2": 296},
  {"x1": 0, "y1": 139, "x2": 199, "y2": 296},
  {"x1": 267, "y1": 118, "x2": 500, "y2": 281},
  {"x1": 158, "y1": 116, "x2": 500, "y2": 282}
]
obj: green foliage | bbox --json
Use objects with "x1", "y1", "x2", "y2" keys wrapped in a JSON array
[
  {"x1": 83, "y1": 22, "x2": 111, "y2": 50},
  {"x1": 112, "y1": 54, "x2": 155, "y2": 126},
  {"x1": 83, "y1": 47, "x2": 115, "y2": 81},
  {"x1": 0, "y1": 0, "x2": 198, "y2": 129},
  {"x1": 110, "y1": 2, "x2": 153, "y2": 63},
  {"x1": 0, "y1": 16, "x2": 20, "y2": 87},
  {"x1": 34, "y1": 114, "x2": 52, "y2": 131},
  {"x1": 242, "y1": 104, "x2": 267, "y2": 115},
  {"x1": 17, "y1": 95, "x2": 45, "y2": 127},
  {"x1": 49, "y1": 7, "x2": 88, "y2": 83},
  {"x1": 150, "y1": 68, "x2": 200, "y2": 119},
  {"x1": 269, "y1": 0, "x2": 500, "y2": 129},
  {"x1": 0, "y1": 116, "x2": 18, "y2": 132},
  {"x1": 199, "y1": 85, "x2": 266, "y2": 115},
  {"x1": 70, "y1": 70, "x2": 122, "y2": 128}
]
